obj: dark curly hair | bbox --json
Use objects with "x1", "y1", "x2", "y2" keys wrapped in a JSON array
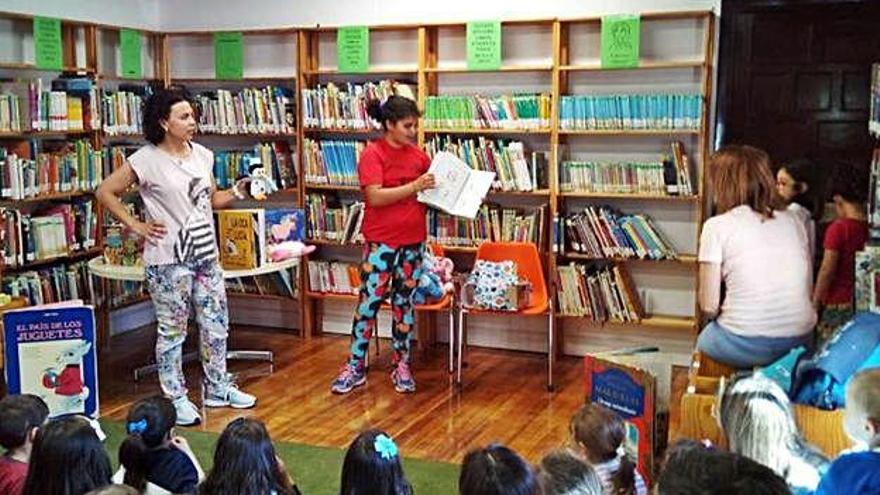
[{"x1": 143, "y1": 88, "x2": 194, "y2": 145}]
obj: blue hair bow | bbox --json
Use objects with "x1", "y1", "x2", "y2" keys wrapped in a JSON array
[
  {"x1": 374, "y1": 434, "x2": 398, "y2": 460},
  {"x1": 127, "y1": 418, "x2": 148, "y2": 435}
]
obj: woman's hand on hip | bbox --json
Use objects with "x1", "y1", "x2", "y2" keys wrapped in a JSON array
[{"x1": 132, "y1": 220, "x2": 167, "y2": 244}]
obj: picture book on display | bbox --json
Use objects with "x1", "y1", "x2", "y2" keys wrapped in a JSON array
[
  {"x1": 584, "y1": 354, "x2": 656, "y2": 485},
  {"x1": 3, "y1": 301, "x2": 99, "y2": 418},
  {"x1": 216, "y1": 209, "x2": 266, "y2": 271},
  {"x1": 417, "y1": 151, "x2": 495, "y2": 219}
]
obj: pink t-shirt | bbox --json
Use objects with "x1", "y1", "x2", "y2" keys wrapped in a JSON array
[
  {"x1": 128, "y1": 142, "x2": 218, "y2": 266},
  {"x1": 699, "y1": 205, "x2": 816, "y2": 338}
]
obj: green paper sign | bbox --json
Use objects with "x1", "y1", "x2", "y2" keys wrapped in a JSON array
[
  {"x1": 34, "y1": 17, "x2": 63, "y2": 70},
  {"x1": 337, "y1": 26, "x2": 369, "y2": 73},
  {"x1": 120, "y1": 29, "x2": 143, "y2": 79},
  {"x1": 466, "y1": 21, "x2": 501, "y2": 70},
  {"x1": 214, "y1": 32, "x2": 243, "y2": 80},
  {"x1": 601, "y1": 14, "x2": 640, "y2": 68}
]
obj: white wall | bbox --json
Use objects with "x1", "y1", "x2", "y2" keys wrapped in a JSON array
[
  {"x1": 158, "y1": 0, "x2": 718, "y2": 31},
  {"x1": 1, "y1": 0, "x2": 161, "y2": 30}
]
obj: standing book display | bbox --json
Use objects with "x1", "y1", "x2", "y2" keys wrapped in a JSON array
[{"x1": 3, "y1": 301, "x2": 99, "y2": 418}]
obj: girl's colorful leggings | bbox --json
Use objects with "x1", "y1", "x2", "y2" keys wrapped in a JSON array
[{"x1": 348, "y1": 242, "x2": 424, "y2": 369}]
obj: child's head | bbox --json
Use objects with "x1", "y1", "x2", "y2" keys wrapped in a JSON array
[
  {"x1": 201, "y1": 417, "x2": 294, "y2": 495},
  {"x1": 844, "y1": 368, "x2": 880, "y2": 448},
  {"x1": 709, "y1": 145, "x2": 784, "y2": 217},
  {"x1": 0, "y1": 394, "x2": 49, "y2": 456},
  {"x1": 538, "y1": 449, "x2": 602, "y2": 495},
  {"x1": 718, "y1": 373, "x2": 827, "y2": 480},
  {"x1": 23, "y1": 415, "x2": 112, "y2": 495},
  {"x1": 340, "y1": 429, "x2": 411, "y2": 495},
  {"x1": 459, "y1": 443, "x2": 541, "y2": 495},
  {"x1": 118, "y1": 396, "x2": 176, "y2": 491},
  {"x1": 366, "y1": 95, "x2": 420, "y2": 144},
  {"x1": 569, "y1": 403, "x2": 637, "y2": 494},
  {"x1": 777, "y1": 158, "x2": 820, "y2": 216},
  {"x1": 656, "y1": 440, "x2": 790, "y2": 495},
  {"x1": 828, "y1": 161, "x2": 869, "y2": 211}
]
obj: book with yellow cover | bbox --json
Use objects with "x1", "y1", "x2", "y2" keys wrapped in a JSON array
[{"x1": 216, "y1": 209, "x2": 266, "y2": 271}]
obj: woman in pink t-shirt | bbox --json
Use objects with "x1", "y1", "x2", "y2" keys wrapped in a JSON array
[
  {"x1": 697, "y1": 145, "x2": 816, "y2": 368},
  {"x1": 96, "y1": 89, "x2": 256, "y2": 426}
]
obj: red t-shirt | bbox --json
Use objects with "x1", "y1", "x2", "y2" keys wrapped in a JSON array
[
  {"x1": 358, "y1": 139, "x2": 430, "y2": 247},
  {"x1": 0, "y1": 456, "x2": 28, "y2": 495},
  {"x1": 822, "y1": 217, "x2": 869, "y2": 305}
]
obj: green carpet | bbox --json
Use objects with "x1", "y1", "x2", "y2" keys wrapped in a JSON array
[{"x1": 100, "y1": 420, "x2": 459, "y2": 494}]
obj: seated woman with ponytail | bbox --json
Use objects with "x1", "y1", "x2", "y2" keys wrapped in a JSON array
[
  {"x1": 113, "y1": 396, "x2": 204, "y2": 494},
  {"x1": 569, "y1": 403, "x2": 647, "y2": 495}
]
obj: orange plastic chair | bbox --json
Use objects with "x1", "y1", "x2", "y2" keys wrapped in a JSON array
[
  {"x1": 457, "y1": 242, "x2": 554, "y2": 389},
  {"x1": 364, "y1": 244, "x2": 455, "y2": 373}
]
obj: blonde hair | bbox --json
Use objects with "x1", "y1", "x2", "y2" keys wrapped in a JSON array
[
  {"x1": 709, "y1": 145, "x2": 785, "y2": 218},
  {"x1": 847, "y1": 368, "x2": 880, "y2": 421}
]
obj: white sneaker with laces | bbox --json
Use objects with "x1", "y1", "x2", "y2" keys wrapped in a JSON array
[
  {"x1": 204, "y1": 384, "x2": 256, "y2": 409},
  {"x1": 173, "y1": 396, "x2": 202, "y2": 426}
]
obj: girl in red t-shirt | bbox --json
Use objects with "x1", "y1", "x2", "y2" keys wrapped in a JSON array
[{"x1": 331, "y1": 95, "x2": 435, "y2": 395}]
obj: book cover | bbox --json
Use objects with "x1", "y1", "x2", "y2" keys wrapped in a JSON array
[
  {"x1": 217, "y1": 209, "x2": 258, "y2": 270},
  {"x1": 3, "y1": 302, "x2": 99, "y2": 418},
  {"x1": 584, "y1": 354, "x2": 656, "y2": 485},
  {"x1": 265, "y1": 207, "x2": 305, "y2": 246}
]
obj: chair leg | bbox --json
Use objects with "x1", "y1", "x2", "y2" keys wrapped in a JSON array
[
  {"x1": 448, "y1": 308, "x2": 455, "y2": 375},
  {"x1": 547, "y1": 311, "x2": 555, "y2": 392},
  {"x1": 457, "y1": 309, "x2": 465, "y2": 386}
]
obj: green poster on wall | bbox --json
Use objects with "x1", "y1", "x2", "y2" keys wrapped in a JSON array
[
  {"x1": 34, "y1": 17, "x2": 63, "y2": 70},
  {"x1": 120, "y1": 29, "x2": 143, "y2": 79},
  {"x1": 601, "y1": 14, "x2": 640, "y2": 68},
  {"x1": 466, "y1": 21, "x2": 501, "y2": 70},
  {"x1": 337, "y1": 26, "x2": 369, "y2": 73},
  {"x1": 214, "y1": 31, "x2": 243, "y2": 80}
]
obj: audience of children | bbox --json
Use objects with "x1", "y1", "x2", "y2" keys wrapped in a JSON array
[
  {"x1": 718, "y1": 373, "x2": 829, "y2": 493},
  {"x1": 538, "y1": 450, "x2": 602, "y2": 495},
  {"x1": 697, "y1": 145, "x2": 816, "y2": 369},
  {"x1": 812, "y1": 163, "x2": 870, "y2": 343},
  {"x1": 569, "y1": 403, "x2": 647, "y2": 495},
  {"x1": 340, "y1": 429, "x2": 411, "y2": 495},
  {"x1": 0, "y1": 394, "x2": 49, "y2": 495},
  {"x1": 113, "y1": 396, "x2": 204, "y2": 494}
]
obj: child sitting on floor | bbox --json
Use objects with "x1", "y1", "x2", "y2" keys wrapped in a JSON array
[
  {"x1": 113, "y1": 396, "x2": 204, "y2": 494},
  {"x1": 815, "y1": 368, "x2": 880, "y2": 494},
  {"x1": 0, "y1": 394, "x2": 49, "y2": 495},
  {"x1": 459, "y1": 443, "x2": 541, "y2": 495},
  {"x1": 340, "y1": 429, "x2": 411, "y2": 495}
]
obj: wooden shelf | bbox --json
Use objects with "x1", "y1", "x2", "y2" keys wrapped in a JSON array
[
  {"x1": 303, "y1": 127, "x2": 381, "y2": 135},
  {"x1": 308, "y1": 239, "x2": 362, "y2": 248},
  {"x1": 559, "y1": 191, "x2": 700, "y2": 202},
  {"x1": 424, "y1": 64, "x2": 553, "y2": 73},
  {"x1": 104, "y1": 133, "x2": 145, "y2": 139},
  {"x1": 0, "y1": 190, "x2": 94, "y2": 205},
  {"x1": 304, "y1": 183, "x2": 360, "y2": 191},
  {"x1": 560, "y1": 252, "x2": 698, "y2": 265},
  {"x1": 558, "y1": 129, "x2": 701, "y2": 136},
  {"x1": 0, "y1": 130, "x2": 96, "y2": 139},
  {"x1": 197, "y1": 132, "x2": 297, "y2": 138},
  {"x1": 228, "y1": 292, "x2": 297, "y2": 302},
  {"x1": 306, "y1": 291, "x2": 358, "y2": 301},
  {"x1": 488, "y1": 189, "x2": 551, "y2": 197},
  {"x1": 557, "y1": 313, "x2": 696, "y2": 331},
  {"x1": 3, "y1": 247, "x2": 103, "y2": 273},
  {"x1": 109, "y1": 295, "x2": 151, "y2": 311},
  {"x1": 435, "y1": 245, "x2": 479, "y2": 254},
  {"x1": 0, "y1": 62, "x2": 94, "y2": 73},
  {"x1": 303, "y1": 66, "x2": 418, "y2": 75},
  {"x1": 98, "y1": 75, "x2": 161, "y2": 82},
  {"x1": 424, "y1": 128, "x2": 552, "y2": 135},
  {"x1": 170, "y1": 76, "x2": 296, "y2": 83},
  {"x1": 559, "y1": 60, "x2": 705, "y2": 72}
]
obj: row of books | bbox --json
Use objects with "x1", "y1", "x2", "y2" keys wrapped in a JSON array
[
  {"x1": 307, "y1": 260, "x2": 360, "y2": 295},
  {"x1": 425, "y1": 136, "x2": 548, "y2": 192},
  {"x1": 1, "y1": 261, "x2": 95, "y2": 306},
  {"x1": 426, "y1": 204, "x2": 546, "y2": 247},
  {"x1": 1, "y1": 201, "x2": 98, "y2": 267},
  {"x1": 559, "y1": 93, "x2": 702, "y2": 130},
  {"x1": 555, "y1": 262, "x2": 643, "y2": 322},
  {"x1": 302, "y1": 138, "x2": 365, "y2": 186},
  {"x1": 0, "y1": 79, "x2": 100, "y2": 133},
  {"x1": 212, "y1": 142, "x2": 296, "y2": 191},
  {"x1": 225, "y1": 267, "x2": 298, "y2": 298},
  {"x1": 304, "y1": 195, "x2": 364, "y2": 244},
  {"x1": 423, "y1": 94, "x2": 552, "y2": 130},
  {"x1": 855, "y1": 245, "x2": 880, "y2": 314},
  {"x1": 0, "y1": 141, "x2": 104, "y2": 199},
  {"x1": 215, "y1": 207, "x2": 305, "y2": 270},
  {"x1": 104, "y1": 280, "x2": 148, "y2": 308},
  {"x1": 559, "y1": 207, "x2": 677, "y2": 260},
  {"x1": 102, "y1": 86, "x2": 150, "y2": 136},
  {"x1": 193, "y1": 86, "x2": 296, "y2": 135},
  {"x1": 301, "y1": 81, "x2": 402, "y2": 130}
]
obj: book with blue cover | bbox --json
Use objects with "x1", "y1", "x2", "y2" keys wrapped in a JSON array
[{"x1": 3, "y1": 302, "x2": 99, "y2": 418}]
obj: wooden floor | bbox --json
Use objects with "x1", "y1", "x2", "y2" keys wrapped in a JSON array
[{"x1": 99, "y1": 325, "x2": 586, "y2": 464}]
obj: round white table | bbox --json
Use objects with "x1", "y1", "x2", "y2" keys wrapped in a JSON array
[{"x1": 88, "y1": 256, "x2": 300, "y2": 381}]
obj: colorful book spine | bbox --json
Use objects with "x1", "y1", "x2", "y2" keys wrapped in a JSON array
[
  {"x1": 304, "y1": 194, "x2": 364, "y2": 244},
  {"x1": 101, "y1": 86, "x2": 147, "y2": 135},
  {"x1": 302, "y1": 139, "x2": 364, "y2": 186},
  {"x1": 1, "y1": 260, "x2": 96, "y2": 306},
  {"x1": 426, "y1": 204, "x2": 545, "y2": 247},
  {"x1": 423, "y1": 93, "x2": 551, "y2": 130},
  {"x1": 562, "y1": 206, "x2": 677, "y2": 260},
  {"x1": 194, "y1": 86, "x2": 295, "y2": 135},
  {"x1": 301, "y1": 80, "x2": 406, "y2": 130},
  {"x1": 559, "y1": 94, "x2": 702, "y2": 131},
  {"x1": 0, "y1": 141, "x2": 104, "y2": 199},
  {"x1": 425, "y1": 136, "x2": 539, "y2": 192},
  {"x1": 307, "y1": 260, "x2": 360, "y2": 295},
  {"x1": 212, "y1": 142, "x2": 295, "y2": 191},
  {"x1": 555, "y1": 262, "x2": 643, "y2": 322}
]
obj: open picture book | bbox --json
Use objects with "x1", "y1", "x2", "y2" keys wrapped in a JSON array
[{"x1": 417, "y1": 151, "x2": 495, "y2": 219}]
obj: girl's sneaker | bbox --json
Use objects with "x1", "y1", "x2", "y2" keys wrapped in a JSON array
[
  {"x1": 204, "y1": 384, "x2": 256, "y2": 409},
  {"x1": 391, "y1": 362, "x2": 416, "y2": 393},
  {"x1": 331, "y1": 363, "x2": 366, "y2": 394}
]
